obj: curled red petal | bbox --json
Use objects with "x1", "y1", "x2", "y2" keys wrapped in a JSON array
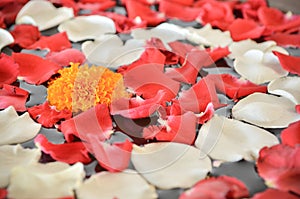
[
  {"x1": 12, "y1": 53, "x2": 61, "y2": 85},
  {"x1": 0, "y1": 53, "x2": 19, "y2": 88},
  {"x1": 179, "y1": 176, "x2": 249, "y2": 199},
  {"x1": 197, "y1": 102, "x2": 214, "y2": 124},
  {"x1": 34, "y1": 134, "x2": 92, "y2": 164},
  {"x1": 265, "y1": 33, "x2": 300, "y2": 48},
  {"x1": 10, "y1": 24, "x2": 41, "y2": 48},
  {"x1": 206, "y1": 47, "x2": 230, "y2": 63},
  {"x1": 281, "y1": 120, "x2": 300, "y2": 147},
  {"x1": 252, "y1": 189, "x2": 299, "y2": 199},
  {"x1": 59, "y1": 119, "x2": 78, "y2": 143},
  {"x1": 27, "y1": 101, "x2": 72, "y2": 128},
  {"x1": 0, "y1": 84, "x2": 29, "y2": 111},
  {"x1": 274, "y1": 51, "x2": 300, "y2": 76},
  {"x1": 28, "y1": 32, "x2": 72, "y2": 52},
  {"x1": 45, "y1": 48, "x2": 86, "y2": 67},
  {"x1": 228, "y1": 19, "x2": 265, "y2": 41}
]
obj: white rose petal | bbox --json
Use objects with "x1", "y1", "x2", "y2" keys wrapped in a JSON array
[
  {"x1": 0, "y1": 106, "x2": 41, "y2": 146},
  {"x1": 0, "y1": 145, "x2": 41, "y2": 188},
  {"x1": 82, "y1": 34, "x2": 145, "y2": 69},
  {"x1": 232, "y1": 92, "x2": 300, "y2": 128},
  {"x1": 58, "y1": 15, "x2": 116, "y2": 42},
  {"x1": 8, "y1": 162, "x2": 85, "y2": 199},
  {"x1": 268, "y1": 76, "x2": 300, "y2": 104},
  {"x1": 131, "y1": 142, "x2": 212, "y2": 189},
  {"x1": 195, "y1": 115, "x2": 279, "y2": 162},
  {"x1": 233, "y1": 49, "x2": 288, "y2": 84},
  {"x1": 76, "y1": 170, "x2": 157, "y2": 199},
  {"x1": 0, "y1": 28, "x2": 14, "y2": 51},
  {"x1": 16, "y1": 0, "x2": 74, "y2": 31}
]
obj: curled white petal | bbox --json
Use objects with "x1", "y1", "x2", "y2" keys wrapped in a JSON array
[
  {"x1": 0, "y1": 28, "x2": 14, "y2": 51},
  {"x1": 0, "y1": 145, "x2": 41, "y2": 188},
  {"x1": 58, "y1": 15, "x2": 116, "y2": 42},
  {"x1": 232, "y1": 92, "x2": 300, "y2": 128},
  {"x1": 233, "y1": 49, "x2": 288, "y2": 84},
  {"x1": 0, "y1": 106, "x2": 41, "y2": 146},
  {"x1": 8, "y1": 162, "x2": 85, "y2": 199},
  {"x1": 16, "y1": 0, "x2": 74, "y2": 31},
  {"x1": 268, "y1": 76, "x2": 300, "y2": 104},
  {"x1": 131, "y1": 142, "x2": 212, "y2": 189},
  {"x1": 76, "y1": 170, "x2": 157, "y2": 199},
  {"x1": 186, "y1": 24, "x2": 232, "y2": 48},
  {"x1": 82, "y1": 34, "x2": 145, "y2": 69},
  {"x1": 195, "y1": 115, "x2": 279, "y2": 162}
]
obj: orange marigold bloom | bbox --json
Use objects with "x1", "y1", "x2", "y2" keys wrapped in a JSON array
[{"x1": 47, "y1": 63, "x2": 129, "y2": 112}]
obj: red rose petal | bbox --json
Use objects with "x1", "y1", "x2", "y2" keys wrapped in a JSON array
[
  {"x1": 197, "y1": 102, "x2": 214, "y2": 124},
  {"x1": 281, "y1": 120, "x2": 300, "y2": 147},
  {"x1": 0, "y1": 84, "x2": 29, "y2": 112},
  {"x1": 88, "y1": 138, "x2": 133, "y2": 172},
  {"x1": 296, "y1": 105, "x2": 300, "y2": 114},
  {"x1": 12, "y1": 53, "x2": 61, "y2": 85},
  {"x1": 257, "y1": 7, "x2": 284, "y2": 26},
  {"x1": 252, "y1": 189, "x2": 299, "y2": 199},
  {"x1": 206, "y1": 47, "x2": 230, "y2": 63},
  {"x1": 78, "y1": 1, "x2": 116, "y2": 12},
  {"x1": 0, "y1": 53, "x2": 19, "y2": 88},
  {"x1": 0, "y1": 1, "x2": 26, "y2": 27},
  {"x1": 34, "y1": 134, "x2": 92, "y2": 164},
  {"x1": 265, "y1": 33, "x2": 300, "y2": 48},
  {"x1": 274, "y1": 51, "x2": 300, "y2": 76},
  {"x1": 10, "y1": 24, "x2": 41, "y2": 48},
  {"x1": 0, "y1": 188, "x2": 7, "y2": 199},
  {"x1": 59, "y1": 119, "x2": 78, "y2": 142},
  {"x1": 28, "y1": 32, "x2": 72, "y2": 52},
  {"x1": 235, "y1": 0, "x2": 267, "y2": 21},
  {"x1": 228, "y1": 19, "x2": 265, "y2": 41},
  {"x1": 46, "y1": 48, "x2": 86, "y2": 67},
  {"x1": 179, "y1": 176, "x2": 249, "y2": 199},
  {"x1": 28, "y1": 101, "x2": 72, "y2": 128}
]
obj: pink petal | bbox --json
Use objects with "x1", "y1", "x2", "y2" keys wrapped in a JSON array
[
  {"x1": 0, "y1": 84, "x2": 29, "y2": 112},
  {"x1": 45, "y1": 48, "x2": 86, "y2": 67},
  {"x1": 78, "y1": 1, "x2": 116, "y2": 12},
  {"x1": 281, "y1": 120, "x2": 300, "y2": 147},
  {"x1": 10, "y1": 24, "x2": 41, "y2": 48},
  {"x1": 0, "y1": 53, "x2": 19, "y2": 88},
  {"x1": 198, "y1": 102, "x2": 214, "y2": 124},
  {"x1": 274, "y1": 51, "x2": 300, "y2": 76},
  {"x1": 28, "y1": 32, "x2": 72, "y2": 52},
  {"x1": 27, "y1": 101, "x2": 72, "y2": 128},
  {"x1": 59, "y1": 119, "x2": 78, "y2": 143},
  {"x1": 12, "y1": 53, "x2": 61, "y2": 85},
  {"x1": 179, "y1": 176, "x2": 249, "y2": 199},
  {"x1": 265, "y1": 33, "x2": 300, "y2": 48},
  {"x1": 34, "y1": 134, "x2": 92, "y2": 164},
  {"x1": 252, "y1": 189, "x2": 299, "y2": 199},
  {"x1": 228, "y1": 19, "x2": 265, "y2": 41}
]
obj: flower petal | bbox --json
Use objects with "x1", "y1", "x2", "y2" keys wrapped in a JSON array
[
  {"x1": 265, "y1": 33, "x2": 300, "y2": 48},
  {"x1": 281, "y1": 120, "x2": 300, "y2": 147},
  {"x1": 0, "y1": 28, "x2": 14, "y2": 50},
  {"x1": 195, "y1": 115, "x2": 279, "y2": 162},
  {"x1": 131, "y1": 142, "x2": 212, "y2": 189},
  {"x1": 12, "y1": 52, "x2": 61, "y2": 85},
  {"x1": 232, "y1": 92, "x2": 300, "y2": 128},
  {"x1": 274, "y1": 51, "x2": 300, "y2": 76},
  {"x1": 58, "y1": 15, "x2": 116, "y2": 42},
  {"x1": 179, "y1": 176, "x2": 249, "y2": 199},
  {"x1": 228, "y1": 19, "x2": 265, "y2": 41},
  {"x1": 0, "y1": 53, "x2": 19, "y2": 88},
  {"x1": 0, "y1": 84, "x2": 29, "y2": 112},
  {"x1": 76, "y1": 170, "x2": 157, "y2": 199},
  {"x1": 34, "y1": 134, "x2": 91, "y2": 164},
  {"x1": 9, "y1": 24, "x2": 40, "y2": 48},
  {"x1": 45, "y1": 48, "x2": 86, "y2": 67},
  {"x1": 7, "y1": 162, "x2": 85, "y2": 198},
  {"x1": 0, "y1": 144, "x2": 41, "y2": 188},
  {"x1": 16, "y1": 0, "x2": 74, "y2": 31},
  {"x1": 252, "y1": 189, "x2": 300, "y2": 199}
]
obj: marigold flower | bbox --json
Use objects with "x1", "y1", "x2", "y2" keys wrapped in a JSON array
[{"x1": 47, "y1": 62, "x2": 129, "y2": 112}]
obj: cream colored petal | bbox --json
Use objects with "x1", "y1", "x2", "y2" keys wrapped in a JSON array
[
  {"x1": 232, "y1": 92, "x2": 300, "y2": 128},
  {"x1": 0, "y1": 106, "x2": 41, "y2": 146},
  {"x1": 0, "y1": 28, "x2": 14, "y2": 51},
  {"x1": 233, "y1": 49, "x2": 288, "y2": 84},
  {"x1": 8, "y1": 162, "x2": 85, "y2": 199},
  {"x1": 82, "y1": 34, "x2": 145, "y2": 69},
  {"x1": 195, "y1": 115, "x2": 279, "y2": 162},
  {"x1": 58, "y1": 15, "x2": 116, "y2": 42},
  {"x1": 16, "y1": 0, "x2": 74, "y2": 31},
  {"x1": 131, "y1": 142, "x2": 211, "y2": 189},
  {"x1": 268, "y1": 76, "x2": 300, "y2": 104},
  {"x1": 76, "y1": 170, "x2": 157, "y2": 199},
  {"x1": 0, "y1": 145, "x2": 41, "y2": 188}
]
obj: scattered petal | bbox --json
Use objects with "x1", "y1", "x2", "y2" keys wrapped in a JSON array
[
  {"x1": 281, "y1": 120, "x2": 300, "y2": 147},
  {"x1": 16, "y1": 0, "x2": 74, "y2": 31},
  {"x1": 0, "y1": 84, "x2": 29, "y2": 112},
  {"x1": 195, "y1": 115, "x2": 279, "y2": 162},
  {"x1": 0, "y1": 53, "x2": 19, "y2": 88},
  {"x1": 76, "y1": 170, "x2": 157, "y2": 199},
  {"x1": 7, "y1": 162, "x2": 85, "y2": 198},
  {"x1": 228, "y1": 19, "x2": 265, "y2": 41},
  {"x1": 45, "y1": 48, "x2": 86, "y2": 67},
  {"x1": 0, "y1": 28, "x2": 14, "y2": 50},
  {"x1": 274, "y1": 51, "x2": 300, "y2": 76},
  {"x1": 58, "y1": 15, "x2": 116, "y2": 42},
  {"x1": 265, "y1": 33, "x2": 300, "y2": 48},
  {"x1": 252, "y1": 189, "x2": 300, "y2": 199},
  {"x1": 179, "y1": 176, "x2": 249, "y2": 199},
  {"x1": 232, "y1": 92, "x2": 300, "y2": 128},
  {"x1": 131, "y1": 142, "x2": 212, "y2": 189},
  {"x1": 0, "y1": 144, "x2": 41, "y2": 188},
  {"x1": 9, "y1": 24, "x2": 40, "y2": 48},
  {"x1": 233, "y1": 49, "x2": 288, "y2": 84},
  {"x1": 197, "y1": 102, "x2": 214, "y2": 124},
  {"x1": 0, "y1": 189, "x2": 7, "y2": 199}
]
